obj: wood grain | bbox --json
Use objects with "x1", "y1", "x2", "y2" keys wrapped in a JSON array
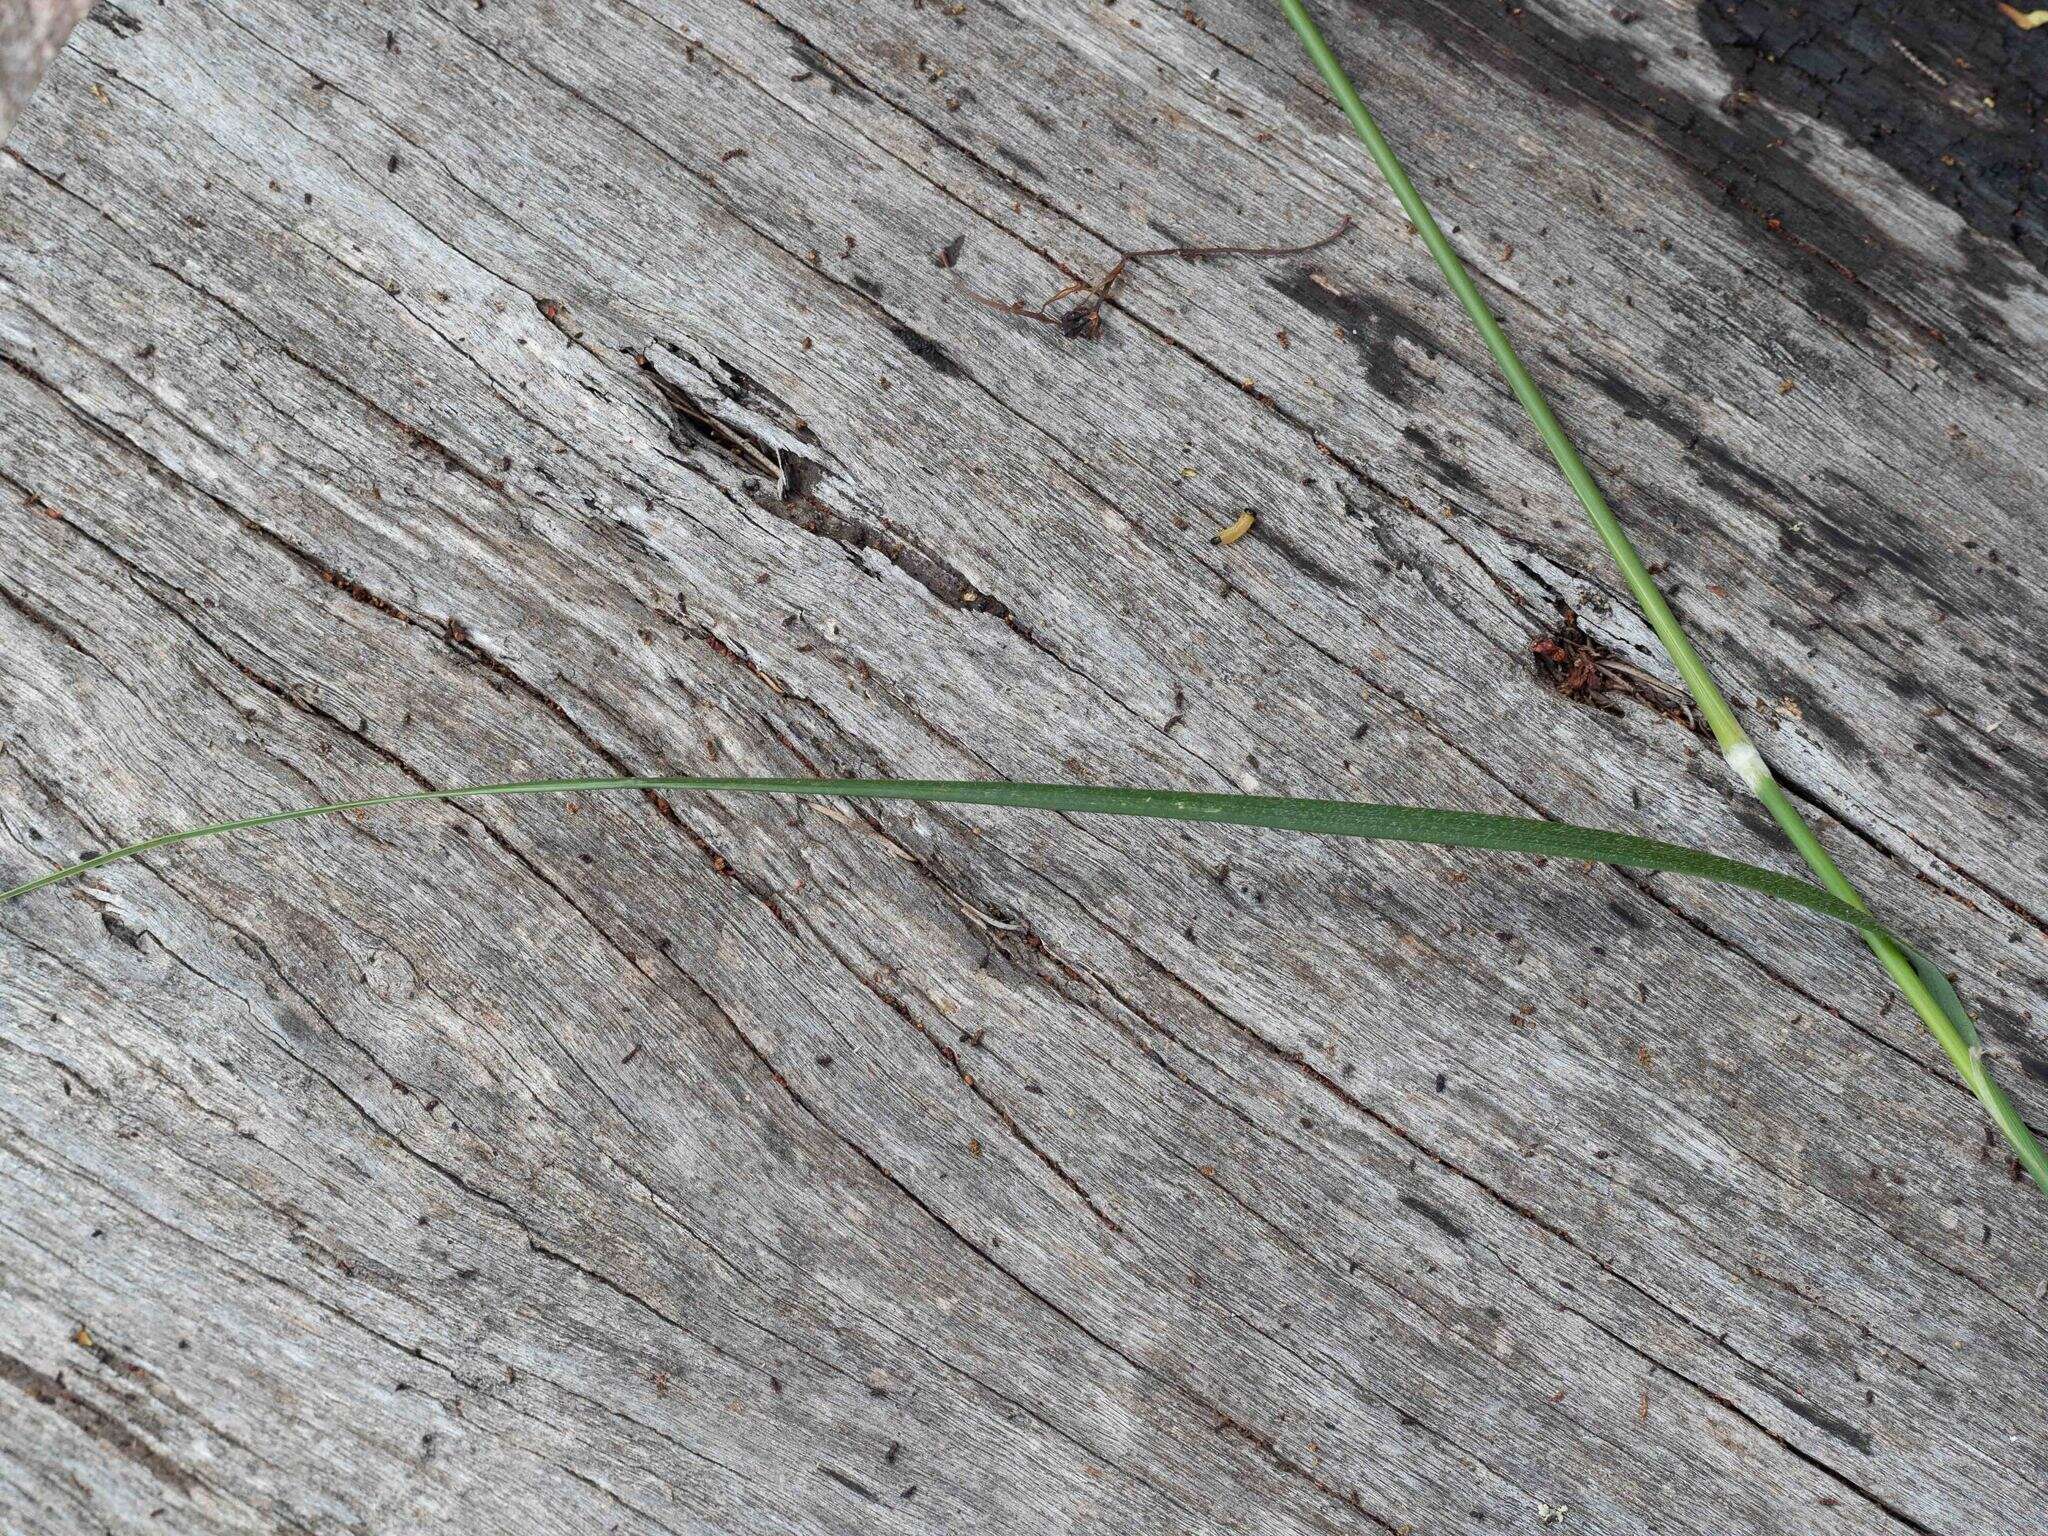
[
  {"x1": 2, "y1": 2, "x2": 2044, "y2": 1531},
  {"x1": 0, "y1": 0, "x2": 90, "y2": 141}
]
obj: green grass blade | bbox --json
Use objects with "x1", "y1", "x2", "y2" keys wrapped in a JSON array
[
  {"x1": 12, "y1": 774, "x2": 2037, "y2": 1187},
  {"x1": 1273, "y1": 0, "x2": 2045, "y2": 1198},
  {"x1": 0, "y1": 772, "x2": 1939, "y2": 951},
  {"x1": 1907, "y1": 954, "x2": 2048, "y2": 1191}
]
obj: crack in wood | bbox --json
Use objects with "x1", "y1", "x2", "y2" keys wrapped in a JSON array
[{"x1": 0, "y1": 1351, "x2": 197, "y2": 1497}]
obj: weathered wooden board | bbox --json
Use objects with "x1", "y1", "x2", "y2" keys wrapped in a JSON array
[
  {"x1": 2, "y1": 1, "x2": 2044, "y2": 1531},
  {"x1": 0, "y1": 0, "x2": 89, "y2": 141}
]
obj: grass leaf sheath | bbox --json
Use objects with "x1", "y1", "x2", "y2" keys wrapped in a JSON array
[{"x1": 1274, "y1": 0, "x2": 2044, "y2": 1197}]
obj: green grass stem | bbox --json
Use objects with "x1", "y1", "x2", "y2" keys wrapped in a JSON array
[{"x1": 1274, "y1": 0, "x2": 2044, "y2": 1194}]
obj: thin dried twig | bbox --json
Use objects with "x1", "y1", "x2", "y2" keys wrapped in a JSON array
[{"x1": 971, "y1": 216, "x2": 1354, "y2": 340}]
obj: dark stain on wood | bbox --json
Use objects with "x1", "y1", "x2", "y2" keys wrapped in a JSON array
[
  {"x1": 1355, "y1": 0, "x2": 1907, "y2": 301},
  {"x1": 1400, "y1": 424, "x2": 1480, "y2": 496},
  {"x1": 0, "y1": 1352, "x2": 197, "y2": 1493},
  {"x1": 1568, "y1": 359, "x2": 1784, "y2": 507},
  {"x1": 1267, "y1": 267, "x2": 1439, "y2": 404},
  {"x1": 1398, "y1": 1193, "x2": 1471, "y2": 1243},
  {"x1": 1249, "y1": 519, "x2": 1356, "y2": 594},
  {"x1": 991, "y1": 141, "x2": 1046, "y2": 180},
  {"x1": 1699, "y1": 1, "x2": 2048, "y2": 278},
  {"x1": 889, "y1": 322, "x2": 969, "y2": 380},
  {"x1": 788, "y1": 42, "x2": 855, "y2": 96},
  {"x1": 1770, "y1": 1388, "x2": 1876, "y2": 1455},
  {"x1": 2015, "y1": 1049, "x2": 2048, "y2": 1090},
  {"x1": 91, "y1": 4, "x2": 143, "y2": 37}
]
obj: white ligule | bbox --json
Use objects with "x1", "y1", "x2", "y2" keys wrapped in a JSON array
[{"x1": 1723, "y1": 740, "x2": 1772, "y2": 794}]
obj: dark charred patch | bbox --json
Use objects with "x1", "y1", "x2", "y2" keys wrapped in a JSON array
[
  {"x1": 1569, "y1": 354, "x2": 2014, "y2": 622},
  {"x1": 1300, "y1": 0, "x2": 2047, "y2": 387},
  {"x1": 1606, "y1": 898, "x2": 1652, "y2": 931},
  {"x1": 1802, "y1": 471, "x2": 1940, "y2": 580},
  {"x1": 990, "y1": 142, "x2": 1046, "y2": 180},
  {"x1": 1798, "y1": 269, "x2": 1871, "y2": 333},
  {"x1": 1771, "y1": 470, "x2": 2023, "y2": 626},
  {"x1": 1399, "y1": 1194, "x2": 1470, "y2": 1243},
  {"x1": 1568, "y1": 359, "x2": 1782, "y2": 504},
  {"x1": 1570, "y1": 356, "x2": 1682, "y2": 434},
  {"x1": 1698, "y1": 1, "x2": 2048, "y2": 278},
  {"x1": 2014, "y1": 675, "x2": 2048, "y2": 723},
  {"x1": 1910, "y1": 714, "x2": 2048, "y2": 815},
  {"x1": 1953, "y1": 231, "x2": 2043, "y2": 352},
  {"x1": 1724, "y1": 792, "x2": 1786, "y2": 849},
  {"x1": 1738, "y1": 656, "x2": 1871, "y2": 764},
  {"x1": 1774, "y1": 503, "x2": 1902, "y2": 584},
  {"x1": 1770, "y1": 1389, "x2": 1875, "y2": 1455},
  {"x1": 1883, "y1": 668, "x2": 1934, "y2": 705},
  {"x1": 90, "y1": 3, "x2": 143, "y2": 37},
  {"x1": 1688, "y1": 455, "x2": 1788, "y2": 524},
  {"x1": 1268, "y1": 267, "x2": 1439, "y2": 404},
  {"x1": 889, "y1": 323, "x2": 967, "y2": 379},
  {"x1": 1974, "y1": 1001, "x2": 2046, "y2": 1073},
  {"x1": 1297, "y1": 0, "x2": 1905, "y2": 304},
  {"x1": 1786, "y1": 1335, "x2": 1833, "y2": 1368}
]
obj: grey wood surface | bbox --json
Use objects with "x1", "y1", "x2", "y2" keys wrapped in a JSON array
[
  {"x1": 2, "y1": 1, "x2": 2044, "y2": 1531},
  {"x1": 0, "y1": 0, "x2": 90, "y2": 142}
]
